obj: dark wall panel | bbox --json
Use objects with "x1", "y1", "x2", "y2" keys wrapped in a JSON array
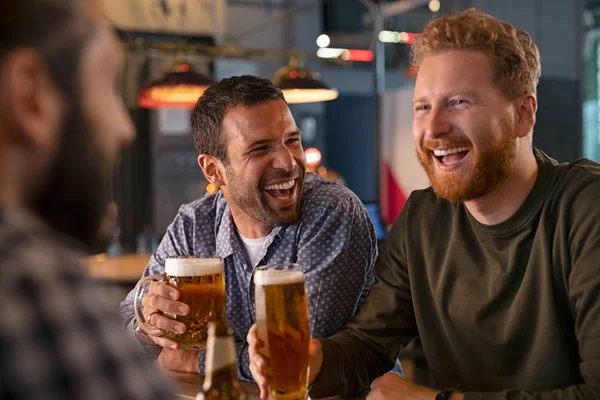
[
  {"x1": 534, "y1": 78, "x2": 582, "y2": 162},
  {"x1": 325, "y1": 95, "x2": 377, "y2": 203}
]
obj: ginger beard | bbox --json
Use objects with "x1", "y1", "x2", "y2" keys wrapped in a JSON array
[{"x1": 416, "y1": 120, "x2": 518, "y2": 203}]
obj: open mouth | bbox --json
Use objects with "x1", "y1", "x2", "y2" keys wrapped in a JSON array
[
  {"x1": 264, "y1": 179, "x2": 297, "y2": 200},
  {"x1": 431, "y1": 147, "x2": 470, "y2": 167}
]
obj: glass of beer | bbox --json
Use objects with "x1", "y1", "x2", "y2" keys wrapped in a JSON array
[
  {"x1": 254, "y1": 264, "x2": 310, "y2": 400},
  {"x1": 134, "y1": 256, "x2": 225, "y2": 350}
]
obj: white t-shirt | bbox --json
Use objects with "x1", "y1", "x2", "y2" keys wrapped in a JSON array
[{"x1": 237, "y1": 231, "x2": 267, "y2": 267}]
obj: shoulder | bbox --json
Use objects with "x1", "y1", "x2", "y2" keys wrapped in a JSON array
[
  {"x1": 0, "y1": 213, "x2": 81, "y2": 289},
  {"x1": 301, "y1": 173, "x2": 366, "y2": 214},
  {"x1": 539, "y1": 151, "x2": 600, "y2": 210},
  {"x1": 555, "y1": 158, "x2": 600, "y2": 188},
  {"x1": 175, "y1": 191, "x2": 228, "y2": 226}
]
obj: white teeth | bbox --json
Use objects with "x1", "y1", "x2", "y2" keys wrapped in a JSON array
[
  {"x1": 432, "y1": 147, "x2": 470, "y2": 157},
  {"x1": 264, "y1": 179, "x2": 295, "y2": 191}
]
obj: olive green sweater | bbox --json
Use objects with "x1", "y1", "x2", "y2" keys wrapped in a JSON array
[{"x1": 310, "y1": 150, "x2": 600, "y2": 399}]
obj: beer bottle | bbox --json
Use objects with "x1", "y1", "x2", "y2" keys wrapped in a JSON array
[{"x1": 196, "y1": 320, "x2": 246, "y2": 400}]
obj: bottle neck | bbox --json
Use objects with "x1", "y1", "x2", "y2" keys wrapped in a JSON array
[
  {"x1": 203, "y1": 335, "x2": 237, "y2": 388},
  {"x1": 203, "y1": 364, "x2": 239, "y2": 389}
]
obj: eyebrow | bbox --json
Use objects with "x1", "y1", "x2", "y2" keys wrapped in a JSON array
[
  {"x1": 247, "y1": 130, "x2": 302, "y2": 148},
  {"x1": 412, "y1": 91, "x2": 482, "y2": 105}
]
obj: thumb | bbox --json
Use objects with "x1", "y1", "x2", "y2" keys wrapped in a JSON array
[
  {"x1": 307, "y1": 339, "x2": 323, "y2": 384},
  {"x1": 309, "y1": 339, "x2": 321, "y2": 357}
]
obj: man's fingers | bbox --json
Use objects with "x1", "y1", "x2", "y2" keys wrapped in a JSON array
[
  {"x1": 151, "y1": 335, "x2": 180, "y2": 350},
  {"x1": 247, "y1": 325, "x2": 257, "y2": 345},
  {"x1": 249, "y1": 361, "x2": 269, "y2": 400},
  {"x1": 308, "y1": 339, "x2": 321, "y2": 356},
  {"x1": 246, "y1": 324, "x2": 262, "y2": 347},
  {"x1": 150, "y1": 313, "x2": 187, "y2": 335},
  {"x1": 247, "y1": 326, "x2": 269, "y2": 400},
  {"x1": 141, "y1": 324, "x2": 165, "y2": 337},
  {"x1": 150, "y1": 281, "x2": 180, "y2": 300},
  {"x1": 143, "y1": 293, "x2": 189, "y2": 316}
]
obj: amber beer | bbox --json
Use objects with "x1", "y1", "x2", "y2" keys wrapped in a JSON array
[
  {"x1": 196, "y1": 320, "x2": 247, "y2": 400},
  {"x1": 133, "y1": 256, "x2": 225, "y2": 350},
  {"x1": 254, "y1": 266, "x2": 309, "y2": 400},
  {"x1": 162, "y1": 257, "x2": 226, "y2": 349}
]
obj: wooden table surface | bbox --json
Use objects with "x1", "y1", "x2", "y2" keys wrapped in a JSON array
[{"x1": 84, "y1": 253, "x2": 150, "y2": 283}]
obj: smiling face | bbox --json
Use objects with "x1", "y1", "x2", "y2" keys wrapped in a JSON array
[
  {"x1": 412, "y1": 50, "x2": 519, "y2": 203},
  {"x1": 218, "y1": 99, "x2": 307, "y2": 232}
]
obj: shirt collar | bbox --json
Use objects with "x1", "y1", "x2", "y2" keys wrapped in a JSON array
[{"x1": 214, "y1": 203, "x2": 285, "y2": 263}]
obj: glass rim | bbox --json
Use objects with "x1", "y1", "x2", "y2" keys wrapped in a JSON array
[
  {"x1": 254, "y1": 264, "x2": 305, "y2": 286},
  {"x1": 254, "y1": 263, "x2": 302, "y2": 271},
  {"x1": 165, "y1": 255, "x2": 223, "y2": 261},
  {"x1": 165, "y1": 256, "x2": 224, "y2": 277}
]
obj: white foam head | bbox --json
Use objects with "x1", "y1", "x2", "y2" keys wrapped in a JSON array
[
  {"x1": 254, "y1": 269, "x2": 304, "y2": 286},
  {"x1": 165, "y1": 257, "x2": 224, "y2": 277}
]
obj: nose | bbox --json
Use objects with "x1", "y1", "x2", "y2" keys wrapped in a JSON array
[
  {"x1": 272, "y1": 146, "x2": 297, "y2": 171},
  {"x1": 423, "y1": 108, "x2": 452, "y2": 139}
]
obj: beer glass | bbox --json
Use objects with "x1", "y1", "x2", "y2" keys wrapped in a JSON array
[
  {"x1": 134, "y1": 256, "x2": 225, "y2": 350},
  {"x1": 254, "y1": 264, "x2": 310, "y2": 400}
]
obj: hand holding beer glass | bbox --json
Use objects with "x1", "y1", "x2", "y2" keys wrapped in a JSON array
[
  {"x1": 252, "y1": 264, "x2": 314, "y2": 400},
  {"x1": 134, "y1": 256, "x2": 226, "y2": 350}
]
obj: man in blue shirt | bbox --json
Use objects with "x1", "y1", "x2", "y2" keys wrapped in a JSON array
[{"x1": 120, "y1": 75, "x2": 378, "y2": 380}]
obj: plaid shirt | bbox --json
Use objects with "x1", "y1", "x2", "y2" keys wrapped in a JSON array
[
  {"x1": 120, "y1": 173, "x2": 378, "y2": 380},
  {"x1": 0, "y1": 208, "x2": 174, "y2": 400}
]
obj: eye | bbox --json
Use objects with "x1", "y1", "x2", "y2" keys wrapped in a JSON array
[
  {"x1": 286, "y1": 138, "x2": 300, "y2": 145},
  {"x1": 414, "y1": 104, "x2": 430, "y2": 112},
  {"x1": 250, "y1": 146, "x2": 269, "y2": 154},
  {"x1": 449, "y1": 99, "x2": 469, "y2": 107}
]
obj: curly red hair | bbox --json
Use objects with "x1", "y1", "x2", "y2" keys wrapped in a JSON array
[{"x1": 411, "y1": 8, "x2": 541, "y2": 99}]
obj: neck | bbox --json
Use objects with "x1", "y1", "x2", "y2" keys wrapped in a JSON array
[
  {"x1": 230, "y1": 209, "x2": 271, "y2": 238},
  {"x1": 464, "y1": 146, "x2": 538, "y2": 225},
  {"x1": 221, "y1": 191, "x2": 272, "y2": 239}
]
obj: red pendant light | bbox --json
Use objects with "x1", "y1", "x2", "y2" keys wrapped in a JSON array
[{"x1": 138, "y1": 61, "x2": 216, "y2": 109}]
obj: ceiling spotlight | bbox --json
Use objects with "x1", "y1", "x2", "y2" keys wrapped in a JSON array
[
  {"x1": 316, "y1": 34, "x2": 331, "y2": 48},
  {"x1": 429, "y1": 0, "x2": 441, "y2": 12}
]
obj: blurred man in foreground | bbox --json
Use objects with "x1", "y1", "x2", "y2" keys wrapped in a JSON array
[
  {"x1": 0, "y1": 0, "x2": 173, "y2": 398},
  {"x1": 249, "y1": 8, "x2": 600, "y2": 400}
]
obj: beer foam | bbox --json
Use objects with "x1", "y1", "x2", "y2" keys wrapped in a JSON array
[
  {"x1": 254, "y1": 269, "x2": 304, "y2": 286},
  {"x1": 165, "y1": 257, "x2": 224, "y2": 277}
]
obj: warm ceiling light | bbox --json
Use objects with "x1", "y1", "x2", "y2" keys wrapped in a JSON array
[
  {"x1": 138, "y1": 62, "x2": 216, "y2": 109},
  {"x1": 273, "y1": 59, "x2": 338, "y2": 104},
  {"x1": 429, "y1": 0, "x2": 441, "y2": 12},
  {"x1": 304, "y1": 147, "x2": 322, "y2": 167},
  {"x1": 316, "y1": 34, "x2": 331, "y2": 48},
  {"x1": 317, "y1": 48, "x2": 346, "y2": 59}
]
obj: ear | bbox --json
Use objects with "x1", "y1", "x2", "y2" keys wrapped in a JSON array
[
  {"x1": 0, "y1": 49, "x2": 64, "y2": 149},
  {"x1": 198, "y1": 154, "x2": 227, "y2": 187},
  {"x1": 514, "y1": 93, "x2": 537, "y2": 139}
]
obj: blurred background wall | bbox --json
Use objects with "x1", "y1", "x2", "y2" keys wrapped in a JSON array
[{"x1": 99, "y1": 0, "x2": 594, "y2": 252}]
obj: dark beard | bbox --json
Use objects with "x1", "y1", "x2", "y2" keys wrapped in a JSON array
[
  {"x1": 226, "y1": 164, "x2": 306, "y2": 228},
  {"x1": 33, "y1": 100, "x2": 113, "y2": 253}
]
